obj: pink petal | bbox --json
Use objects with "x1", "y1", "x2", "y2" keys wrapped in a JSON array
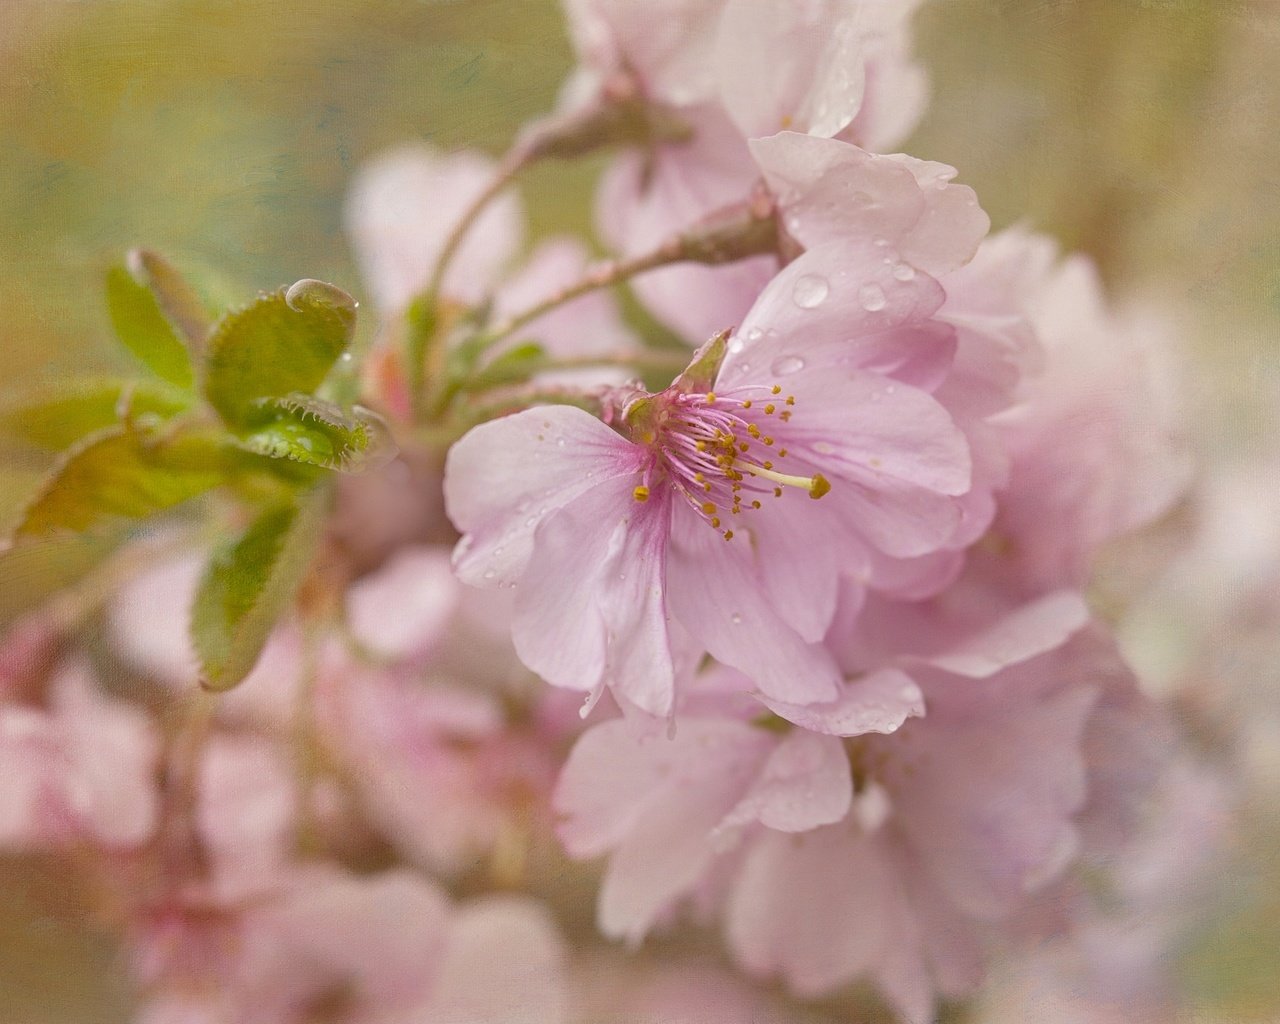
[
  {"x1": 716, "y1": 0, "x2": 867, "y2": 138},
  {"x1": 718, "y1": 730, "x2": 851, "y2": 833},
  {"x1": 344, "y1": 546, "x2": 460, "y2": 661},
  {"x1": 345, "y1": 147, "x2": 522, "y2": 312},
  {"x1": 925, "y1": 591, "x2": 1091, "y2": 678},
  {"x1": 759, "y1": 667, "x2": 924, "y2": 737},
  {"x1": 445, "y1": 405, "x2": 644, "y2": 587},
  {"x1": 726, "y1": 822, "x2": 888, "y2": 997},
  {"x1": 890, "y1": 684, "x2": 1098, "y2": 919},
  {"x1": 751, "y1": 133, "x2": 986, "y2": 275},
  {"x1": 667, "y1": 510, "x2": 842, "y2": 704},
  {"x1": 719, "y1": 242, "x2": 947, "y2": 386},
  {"x1": 777, "y1": 362, "x2": 971, "y2": 496},
  {"x1": 53, "y1": 665, "x2": 162, "y2": 847},
  {"x1": 426, "y1": 897, "x2": 566, "y2": 1024},
  {"x1": 513, "y1": 478, "x2": 674, "y2": 715},
  {"x1": 197, "y1": 735, "x2": 297, "y2": 903}
]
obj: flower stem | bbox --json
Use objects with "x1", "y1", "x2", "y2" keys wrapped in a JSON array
[{"x1": 482, "y1": 196, "x2": 779, "y2": 350}]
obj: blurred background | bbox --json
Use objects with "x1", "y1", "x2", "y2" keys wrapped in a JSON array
[{"x1": 1, "y1": 0, "x2": 1277, "y2": 1020}]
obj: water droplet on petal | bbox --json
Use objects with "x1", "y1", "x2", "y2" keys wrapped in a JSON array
[
  {"x1": 746, "y1": 326, "x2": 763, "y2": 341},
  {"x1": 340, "y1": 352, "x2": 353, "y2": 363},
  {"x1": 730, "y1": 612, "x2": 743, "y2": 625},
  {"x1": 892, "y1": 263, "x2": 915, "y2": 281},
  {"x1": 770, "y1": 354, "x2": 805, "y2": 376},
  {"x1": 792, "y1": 274, "x2": 829, "y2": 309},
  {"x1": 555, "y1": 437, "x2": 566, "y2": 447},
  {"x1": 728, "y1": 337, "x2": 745, "y2": 354},
  {"x1": 482, "y1": 569, "x2": 497, "y2": 580},
  {"x1": 873, "y1": 237, "x2": 888, "y2": 248},
  {"x1": 859, "y1": 284, "x2": 887, "y2": 312}
]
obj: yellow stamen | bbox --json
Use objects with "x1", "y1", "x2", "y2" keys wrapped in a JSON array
[
  {"x1": 748, "y1": 464, "x2": 831, "y2": 500},
  {"x1": 633, "y1": 485, "x2": 650, "y2": 502}
]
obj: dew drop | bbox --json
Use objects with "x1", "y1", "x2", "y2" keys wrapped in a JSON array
[
  {"x1": 770, "y1": 354, "x2": 805, "y2": 376},
  {"x1": 525, "y1": 516, "x2": 537, "y2": 527},
  {"x1": 859, "y1": 284, "x2": 887, "y2": 312},
  {"x1": 730, "y1": 612, "x2": 743, "y2": 625},
  {"x1": 873, "y1": 236, "x2": 888, "y2": 248},
  {"x1": 791, "y1": 274, "x2": 829, "y2": 309},
  {"x1": 746, "y1": 326, "x2": 763, "y2": 341},
  {"x1": 339, "y1": 352, "x2": 353, "y2": 363},
  {"x1": 892, "y1": 263, "x2": 915, "y2": 281},
  {"x1": 555, "y1": 437, "x2": 566, "y2": 447},
  {"x1": 728, "y1": 337, "x2": 745, "y2": 354},
  {"x1": 482, "y1": 569, "x2": 497, "y2": 580}
]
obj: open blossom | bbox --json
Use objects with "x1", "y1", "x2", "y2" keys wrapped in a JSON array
[
  {"x1": 553, "y1": 588, "x2": 1157, "y2": 1022},
  {"x1": 563, "y1": 0, "x2": 926, "y2": 148},
  {"x1": 445, "y1": 243, "x2": 972, "y2": 715}
]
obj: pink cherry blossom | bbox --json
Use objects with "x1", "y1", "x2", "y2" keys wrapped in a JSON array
[
  {"x1": 0, "y1": 661, "x2": 161, "y2": 850},
  {"x1": 553, "y1": 587, "x2": 1129, "y2": 1021},
  {"x1": 316, "y1": 661, "x2": 559, "y2": 877},
  {"x1": 982, "y1": 234, "x2": 1191, "y2": 592},
  {"x1": 445, "y1": 244, "x2": 972, "y2": 714}
]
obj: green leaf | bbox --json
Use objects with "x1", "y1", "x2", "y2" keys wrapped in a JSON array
[
  {"x1": 0, "y1": 379, "x2": 190, "y2": 451},
  {"x1": 127, "y1": 249, "x2": 213, "y2": 350},
  {"x1": 105, "y1": 263, "x2": 196, "y2": 389},
  {"x1": 203, "y1": 279, "x2": 356, "y2": 429},
  {"x1": 14, "y1": 426, "x2": 228, "y2": 538},
  {"x1": 0, "y1": 531, "x2": 123, "y2": 626},
  {"x1": 236, "y1": 393, "x2": 394, "y2": 472},
  {"x1": 191, "y1": 488, "x2": 327, "y2": 691}
]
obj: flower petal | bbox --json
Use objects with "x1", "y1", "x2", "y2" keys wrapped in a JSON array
[
  {"x1": 759, "y1": 668, "x2": 924, "y2": 737},
  {"x1": 667, "y1": 510, "x2": 842, "y2": 704},
  {"x1": 925, "y1": 591, "x2": 1091, "y2": 678},
  {"x1": 513, "y1": 477, "x2": 675, "y2": 715},
  {"x1": 718, "y1": 730, "x2": 851, "y2": 833},
  {"x1": 445, "y1": 405, "x2": 644, "y2": 587}
]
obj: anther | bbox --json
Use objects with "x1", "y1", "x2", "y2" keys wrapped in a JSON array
[
  {"x1": 771, "y1": 385, "x2": 782, "y2": 395},
  {"x1": 633, "y1": 485, "x2": 650, "y2": 502},
  {"x1": 764, "y1": 403, "x2": 775, "y2": 414}
]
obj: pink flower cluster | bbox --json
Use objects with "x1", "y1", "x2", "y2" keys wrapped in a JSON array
[{"x1": 1, "y1": 2, "x2": 1223, "y2": 1022}]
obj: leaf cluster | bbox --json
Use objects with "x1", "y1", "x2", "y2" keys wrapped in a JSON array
[{"x1": 0, "y1": 252, "x2": 392, "y2": 690}]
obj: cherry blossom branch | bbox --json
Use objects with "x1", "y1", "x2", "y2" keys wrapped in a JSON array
[{"x1": 482, "y1": 194, "x2": 779, "y2": 349}]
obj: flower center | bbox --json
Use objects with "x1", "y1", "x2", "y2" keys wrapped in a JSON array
[{"x1": 630, "y1": 384, "x2": 829, "y2": 540}]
